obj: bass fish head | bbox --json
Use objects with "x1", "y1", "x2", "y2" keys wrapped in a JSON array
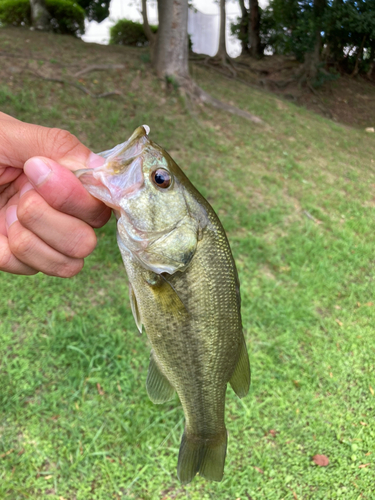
[{"x1": 76, "y1": 125, "x2": 208, "y2": 275}]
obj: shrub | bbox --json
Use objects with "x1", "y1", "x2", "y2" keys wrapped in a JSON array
[
  {"x1": 0, "y1": 0, "x2": 85, "y2": 37},
  {"x1": 109, "y1": 19, "x2": 157, "y2": 47},
  {"x1": 109, "y1": 19, "x2": 193, "y2": 51},
  {"x1": 48, "y1": 0, "x2": 85, "y2": 36},
  {"x1": 77, "y1": 0, "x2": 110, "y2": 23},
  {"x1": 0, "y1": 0, "x2": 30, "y2": 26}
]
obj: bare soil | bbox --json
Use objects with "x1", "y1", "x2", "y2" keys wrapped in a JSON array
[{"x1": 231, "y1": 54, "x2": 375, "y2": 129}]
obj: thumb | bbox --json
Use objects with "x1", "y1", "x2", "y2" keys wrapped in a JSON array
[{"x1": 23, "y1": 156, "x2": 111, "y2": 227}]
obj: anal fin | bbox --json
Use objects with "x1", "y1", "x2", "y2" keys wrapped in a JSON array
[
  {"x1": 229, "y1": 338, "x2": 250, "y2": 398},
  {"x1": 146, "y1": 352, "x2": 175, "y2": 404}
]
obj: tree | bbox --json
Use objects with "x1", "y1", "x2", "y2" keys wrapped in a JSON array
[
  {"x1": 257, "y1": 0, "x2": 326, "y2": 80},
  {"x1": 77, "y1": 0, "x2": 110, "y2": 23},
  {"x1": 141, "y1": 0, "x2": 156, "y2": 53},
  {"x1": 215, "y1": 0, "x2": 228, "y2": 63},
  {"x1": 324, "y1": 0, "x2": 375, "y2": 75},
  {"x1": 324, "y1": 0, "x2": 345, "y2": 65},
  {"x1": 153, "y1": 0, "x2": 189, "y2": 81},
  {"x1": 264, "y1": 0, "x2": 313, "y2": 61},
  {"x1": 30, "y1": 0, "x2": 50, "y2": 31},
  {"x1": 142, "y1": 0, "x2": 263, "y2": 124},
  {"x1": 249, "y1": 0, "x2": 262, "y2": 57},
  {"x1": 303, "y1": 0, "x2": 326, "y2": 81},
  {"x1": 237, "y1": 0, "x2": 249, "y2": 55},
  {"x1": 232, "y1": 0, "x2": 375, "y2": 79},
  {"x1": 231, "y1": 0, "x2": 263, "y2": 58}
]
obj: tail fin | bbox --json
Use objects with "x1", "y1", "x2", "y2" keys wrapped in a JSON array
[{"x1": 177, "y1": 430, "x2": 227, "y2": 484}]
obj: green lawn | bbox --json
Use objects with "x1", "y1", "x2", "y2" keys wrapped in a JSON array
[{"x1": 0, "y1": 28, "x2": 374, "y2": 500}]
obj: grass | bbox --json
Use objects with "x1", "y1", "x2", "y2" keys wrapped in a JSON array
[{"x1": 0, "y1": 27, "x2": 375, "y2": 499}]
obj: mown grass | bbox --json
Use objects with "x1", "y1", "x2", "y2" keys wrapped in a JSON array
[{"x1": 0, "y1": 28, "x2": 375, "y2": 499}]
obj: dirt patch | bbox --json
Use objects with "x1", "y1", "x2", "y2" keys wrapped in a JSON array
[{"x1": 231, "y1": 53, "x2": 375, "y2": 129}]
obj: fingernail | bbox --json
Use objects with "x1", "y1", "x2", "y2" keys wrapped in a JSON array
[
  {"x1": 19, "y1": 182, "x2": 34, "y2": 197},
  {"x1": 24, "y1": 157, "x2": 52, "y2": 186},
  {"x1": 87, "y1": 152, "x2": 105, "y2": 169},
  {"x1": 5, "y1": 205, "x2": 18, "y2": 229}
]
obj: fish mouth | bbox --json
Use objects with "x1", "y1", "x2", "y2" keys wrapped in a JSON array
[
  {"x1": 75, "y1": 158, "x2": 144, "y2": 209},
  {"x1": 75, "y1": 125, "x2": 150, "y2": 209}
]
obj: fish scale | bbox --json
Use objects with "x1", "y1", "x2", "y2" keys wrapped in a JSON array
[{"x1": 76, "y1": 125, "x2": 250, "y2": 484}]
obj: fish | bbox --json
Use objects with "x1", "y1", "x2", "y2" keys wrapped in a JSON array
[{"x1": 75, "y1": 125, "x2": 250, "y2": 484}]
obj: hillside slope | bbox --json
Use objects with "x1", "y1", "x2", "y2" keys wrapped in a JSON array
[{"x1": 0, "y1": 27, "x2": 374, "y2": 500}]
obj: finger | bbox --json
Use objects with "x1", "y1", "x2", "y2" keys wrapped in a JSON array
[
  {"x1": 23, "y1": 157, "x2": 111, "y2": 227},
  {"x1": 0, "y1": 233, "x2": 37, "y2": 275},
  {"x1": 17, "y1": 187, "x2": 97, "y2": 258},
  {"x1": 0, "y1": 117, "x2": 104, "y2": 171},
  {"x1": 0, "y1": 166, "x2": 23, "y2": 186},
  {"x1": 6, "y1": 206, "x2": 85, "y2": 278},
  {"x1": 0, "y1": 112, "x2": 19, "y2": 123}
]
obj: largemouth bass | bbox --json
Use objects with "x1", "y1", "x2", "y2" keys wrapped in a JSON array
[{"x1": 76, "y1": 126, "x2": 250, "y2": 483}]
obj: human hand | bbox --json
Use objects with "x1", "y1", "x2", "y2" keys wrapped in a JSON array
[{"x1": 0, "y1": 112, "x2": 111, "y2": 277}]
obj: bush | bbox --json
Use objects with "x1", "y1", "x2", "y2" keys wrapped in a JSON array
[
  {"x1": 0, "y1": 0, "x2": 85, "y2": 37},
  {"x1": 77, "y1": 0, "x2": 109, "y2": 23},
  {"x1": 48, "y1": 0, "x2": 85, "y2": 36},
  {"x1": 109, "y1": 19, "x2": 193, "y2": 51},
  {"x1": 0, "y1": 0, "x2": 30, "y2": 26},
  {"x1": 109, "y1": 19, "x2": 157, "y2": 47}
]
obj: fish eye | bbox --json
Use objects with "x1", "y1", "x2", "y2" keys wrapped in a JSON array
[{"x1": 151, "y1": 169, "x2": 172, "y2": 189}]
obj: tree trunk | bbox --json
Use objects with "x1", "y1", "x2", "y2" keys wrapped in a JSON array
[
  {"x1": 215, "y1": 0, "x2": 228, "y2": 63},
  {"x1": 367, "y1": 45, "x2": 375, "y2": 78},
  {"x1": 238, "y1": 0, "x2": 249, "y2": 55},
  {"x1": 304, "y1": 30, "x2": 321, "y2": 81},
  {"x1": 303, "y1": 0, "x2": 326, "y2": 82},
  {"x1": 249, "y1": 0, "x2": 262, "y2": 58},
  {"x1": 141, "y1": 0, "x2": 156, "y2": 51},
  {"x1": 30, "y1": 0, "x2": 50, "y2": 31},
  {"x1": 351, "y1": 35, "x2": 366, "y2": 77},
  {"x1": 152, "y1": 0, "x2": 263, "y2": 124},
  {"x1": 154, "y1": 0, "x2": 189, "y2": 82},
  {"x1": 325, "y1": 0, "x2": 344, "y2": 67}
]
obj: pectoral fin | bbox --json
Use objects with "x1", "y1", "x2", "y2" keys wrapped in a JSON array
[
  {"x1": 229, "y1": 338, "x2": 250, "y2": 398},
  {"x1": 149, "y1": 274, "x2": 189, "y2": 320},
  {"x1": 129, "y1": 282, "x2": 142, "y2": 333},
  {"x1": 146, "y1": 352, "x2": 175, "y2": 404}
]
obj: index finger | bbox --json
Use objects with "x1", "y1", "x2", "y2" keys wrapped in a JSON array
[
  {"x1": 0, "y1": 116, "x2": 93, "y2": 171},
  {"x1": 0, "y1": 112, "x2": 18, "y2": 122}
]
